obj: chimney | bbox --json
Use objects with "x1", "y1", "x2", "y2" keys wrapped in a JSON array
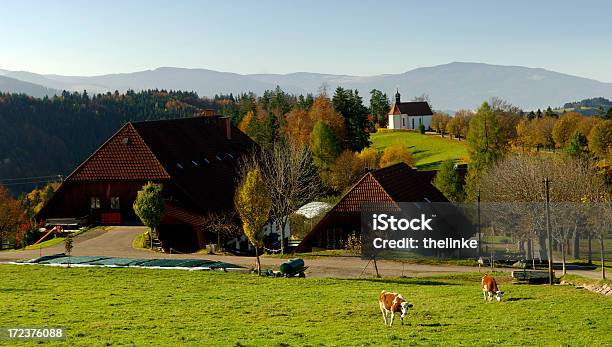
[{"x1": 217, "y1": 117, "x2": 231, "y2": 140}]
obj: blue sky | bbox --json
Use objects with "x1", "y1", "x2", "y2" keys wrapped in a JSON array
[{"x1": 2, "y1": 0, "x2": 611, "y2": 82}]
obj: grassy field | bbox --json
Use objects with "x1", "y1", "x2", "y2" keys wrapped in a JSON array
[
  {"x1": 370, "y1": 131, "x2": 467, "y2": 170},
  {"x1": 1, "y1": 265, "x2": 610, "y2": 346}
]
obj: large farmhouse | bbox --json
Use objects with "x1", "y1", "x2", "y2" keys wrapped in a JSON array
[
  {"x1": 296, "y1": 163, "x2": 449, "y2": 252},
  {"x1": 38, "y1": 115, "x2": 256, "y2": 251},
  {"x1": 387, "y1": 90, "x2": 434, "y2": 130}
]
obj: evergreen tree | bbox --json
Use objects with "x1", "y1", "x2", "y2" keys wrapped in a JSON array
[
  {"x1": 332, "y1": 87, "x2": 371, "y2": 151},
  {"x1": 309, "y1": 121, "x2": 340, "y2": 170},
  {"x1": 567, "y1": 132, "x2": 588, "y2": 158},
  {"x1": 369, "y1": 89, "x2": 390, "y2": 127},
  {"x1": 433, "y1": 160, "x2": 464, "y2": 202}
]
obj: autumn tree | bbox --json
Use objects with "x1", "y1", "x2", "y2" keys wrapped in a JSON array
[
  {"x1": 133, "y1": 182, "x2": 165, "y2": 249},
  {"x1": 588, "y1": 119, "x2": 612, "y2": 159},
  {"x1": 323, "y1": 150, "x2": 365, "y2": 193},
  {"x1": 235, "y1": 168, "x2": 271, "y2": 275},
  {"x1": 238, "y1": 110, "x2": 256, "y2": 136},
  {"x1": 369, "y1": 89, "x2": 390, "y2": 127},
  {"x1": 379, "y1": 143, "x2": 415, "y2": 168},
  {"x1": 433, "y1": 160, "x2": 465, "y2": 202},
  {"x1": 310, "y1": 121, "x2": 341, "y2": 170},
  {"x1": 282, "y1": 107, "x2": 312, "y2": 146},
  {"x1": 465, "y1": 102, "x2": 506, "y2": 200},
  {"x1": 447, "y1": 110, "x2": 473, "y2": 140},
  {"x1": 552, "y1": 112, "x2": 583, "y2": 148},
  {"x1": 432, "y1": 112, "x2": 451, "y2": 136},
  {"x1": 479, "y1": 155, "x2": 608, "y2": 268},
  {"x1": 308, "y1": 94, "x2": 345, "y2": 143},
  {"x1": 0, "y1": 185, "x2": 26, "y2": 250},
  {"x1": 489, "y1": 97, "x2": 523, "y2": 141},
  {"x1": 357, "y1": 147, "x2": 380, "y2": 170}
]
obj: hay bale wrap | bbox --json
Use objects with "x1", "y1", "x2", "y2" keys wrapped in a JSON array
[{"x1": 279, "y1": 258, "x2": 305, "y2": 274}]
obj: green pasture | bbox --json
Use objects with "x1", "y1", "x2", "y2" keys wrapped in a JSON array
[
  {"x1": 1, "y1": 265, "x2": 610, "y2": 346},
  {"x1": 370, "y1": 131, "x2": 468, "y2": 170}
]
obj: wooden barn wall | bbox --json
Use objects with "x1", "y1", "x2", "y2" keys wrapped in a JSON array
[{"x1": 41, "y1": 181, "x2": 157, "y2": 223}]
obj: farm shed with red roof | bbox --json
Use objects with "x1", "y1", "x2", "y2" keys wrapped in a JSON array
[{"x1": 295, "y1": 163, "x2": 449, "y2": 252}]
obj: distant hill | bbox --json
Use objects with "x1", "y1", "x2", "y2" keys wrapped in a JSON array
[
  {"x1": 555, "y1": 97, "x2": 612, "y2": 116},
  {"x1": 0, "y1": 74, "x2": 60, "y2": 97},
  {"x1": 2, "y1": 62, "x2": 612, "y2": 110}
]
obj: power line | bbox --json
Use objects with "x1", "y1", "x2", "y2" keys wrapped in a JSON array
[
  {"x1": 0, "y1": 174, "x2": 61, "y2": 183},
  {"x1": 0, "y1": 179, "x2": 62, "y2": 186}
]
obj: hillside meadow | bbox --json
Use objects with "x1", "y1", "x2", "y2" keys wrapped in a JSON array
[
  {"x1": 370, "y1": 131, "x2": 468, "y2": 170},
  {"x1": 1, "y1": 265, "x2": 610, "y2": 346}
]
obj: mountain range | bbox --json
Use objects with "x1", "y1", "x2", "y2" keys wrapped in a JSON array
[{"x1": 2, "y1": 62, "x2": 612, "y2": 110}]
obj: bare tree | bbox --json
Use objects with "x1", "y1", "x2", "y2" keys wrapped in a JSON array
[
  {"x1": 258, "y1": 140, "x2": 321, "y2": 254},
  {"x1": 202, "y1": 210, "x2": 242, "y2": 253},
  {"x1": 479, "y1": 155, "x2": 608, "y2": 273}
]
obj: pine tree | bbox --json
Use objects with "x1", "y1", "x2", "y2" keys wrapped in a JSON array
[
  {"x1": 333, "y1": 87, "x2": 371, "y2": 151},
  {"x1": 369, "y1": 89, "x2": 390, "y2": 127}
]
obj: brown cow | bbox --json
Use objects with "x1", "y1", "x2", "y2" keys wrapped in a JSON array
[
  {"x1": 481, "y1": 274, "x2": 504, "y2": 302},
  {"x1": 378, "y1": 290, "x2": 413, "y2": 326}
]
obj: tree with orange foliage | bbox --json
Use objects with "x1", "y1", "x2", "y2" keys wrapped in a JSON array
[
  {"x1": 307, "y1": 95, "x2": 345, "y2": 144},
  {"x1": 283, "y1": 108, "x2": 312, "y2": 146},
  {"x1": 0, "y1": 185, "x2": 27, "y2": 250}
]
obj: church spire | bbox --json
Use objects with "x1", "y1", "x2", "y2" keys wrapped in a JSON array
[{"x1": 395, "y1": 88, "x2": 401, "y2": 104}]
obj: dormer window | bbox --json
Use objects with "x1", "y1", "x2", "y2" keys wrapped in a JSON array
[
  {"x1": 122, "y1": 137, "x2": 130, "y2": 145},
  {"x1": 192, "y1": 160, "x2": 198, "y2": 166},
  {"x1": 203, "y1": 158, "x2": 210, "y2": 164},
  {"x1": 177, "y1": 163, "x2": 184, "y2": 169}
]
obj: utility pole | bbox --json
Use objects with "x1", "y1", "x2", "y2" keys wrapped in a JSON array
[
  {"x1": 544, "y1": 178, "x2": 554, "y2": 285},
  {"x1": 477, "y1": 189, "x2": 481, "y2": 257}
]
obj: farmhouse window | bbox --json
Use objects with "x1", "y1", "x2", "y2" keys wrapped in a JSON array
[
  {"x1": 90, "y1": 197, "x2": 101, "y2": 209},
  {"x1": 110, "y1": 197, "x2": 120, "y2": 209}
]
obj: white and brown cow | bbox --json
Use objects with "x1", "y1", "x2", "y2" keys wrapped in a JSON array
[
  {"x1": 378, "y1": 290, "x2": 413, "y2": 326},
  {"x1": 481, "y1": 274, "x2": 504, "y2": 302}
]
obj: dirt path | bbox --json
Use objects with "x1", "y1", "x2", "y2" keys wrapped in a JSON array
[{"x1": 0, "y1": 226, "x2": 603, "y2": 279}]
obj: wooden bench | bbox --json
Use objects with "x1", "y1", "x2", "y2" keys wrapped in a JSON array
[{"x1": 512, "y1": 270, "x2": 553, "y2": 283}]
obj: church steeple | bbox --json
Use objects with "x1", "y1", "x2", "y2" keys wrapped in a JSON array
[{"x1": 394, "y1": 88, "x2": 401, "y2": 104}]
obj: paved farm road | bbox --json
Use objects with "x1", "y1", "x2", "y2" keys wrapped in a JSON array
[{"x1": 0, "y1": 226, "x2": 602, "y2": 279}]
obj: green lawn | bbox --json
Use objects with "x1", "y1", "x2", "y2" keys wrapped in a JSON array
[
  {"x1": 22, "y1": 227, "x2": 93, "y2": 251},
  {"x1": 371, "y1": 131, "x2": 467, "y2": 170},
  {"x1": 1, "y1": 265, "x2": 610, "y2": 346}
]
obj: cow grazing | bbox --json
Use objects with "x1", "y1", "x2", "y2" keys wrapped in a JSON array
[
  {"x1": 481, "y1": 274, "x2": 504, "y2": 302},
  {"x1": 378, "y1": 290, "x2": 413, "y2": 326}
]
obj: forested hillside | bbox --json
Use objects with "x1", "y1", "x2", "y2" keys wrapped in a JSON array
[{"x1": 0, "y1": 90, "x2": 220, "y2": 194}]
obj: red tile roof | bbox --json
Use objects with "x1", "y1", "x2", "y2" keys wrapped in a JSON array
[
  {"x1": 296, "y1": 163, "x2": 448, "y2": 251},
  {"x1": 68, "y1": 124, "x2": 170, "y2": 181},
  {"x1": 64, "y1": 116, "x2": 256, "y2": 213}
]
